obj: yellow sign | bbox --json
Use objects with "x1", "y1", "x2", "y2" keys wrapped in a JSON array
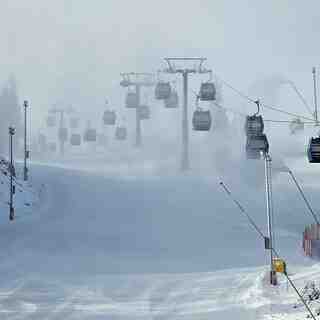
[{"x1": 273, "y1": 258, "x2": 286, "y2": 274}]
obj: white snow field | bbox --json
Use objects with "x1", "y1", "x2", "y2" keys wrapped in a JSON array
[{"x1": 0, "y1": 156, "x2": 319, "y2": 319}]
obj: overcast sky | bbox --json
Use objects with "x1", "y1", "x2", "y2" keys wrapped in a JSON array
[{"x1": 1, "y1": 0, "x2": 320, "y2": 130}]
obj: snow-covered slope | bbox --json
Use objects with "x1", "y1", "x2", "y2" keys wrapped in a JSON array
[{"x1": 0, "y1": 157, "x2": 318, "y2": 319}]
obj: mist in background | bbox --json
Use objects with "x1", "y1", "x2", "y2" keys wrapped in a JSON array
[
  {"x1": 0, "y1": 0, "x2": 319, "y2": 178},
  {"x1": 0, "y1": 76, "x2": 22, "y2": 154}
]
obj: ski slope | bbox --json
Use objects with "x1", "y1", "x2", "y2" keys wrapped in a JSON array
[{"x1": 0, "y1": 158, "x2": 318, "y2": 319}]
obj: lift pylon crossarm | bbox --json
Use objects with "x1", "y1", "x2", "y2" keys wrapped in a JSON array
[
  {"x1": 164, "y1": 68, "x2": 196, "y2": 74},
  {"x1": 164, "y1": 57, "x2": 207, "y2": 60},
  {"x1": 164, "y1": 67, "x2": 212, "y2": 75},
  {"x1": 120, "y1": 73, "x2": 156, "y2": 87},
  {"x1": 164, "y1": 57, "x2": 211, "y2": 74}
]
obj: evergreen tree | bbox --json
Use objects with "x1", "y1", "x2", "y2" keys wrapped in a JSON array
[{"x1": 0, "y1": 76, "x2": 22, "y2": 156}]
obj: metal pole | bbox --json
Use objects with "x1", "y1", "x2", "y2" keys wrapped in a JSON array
[
  {"x1": 135, "y1": 84, "x2": 142, "y2": 147},
  {"x1": 269, "y1": 156, "x2": 276, "y2": 251},
  {"x1": 264, "y1": 153, "x2": 277, "y2": 285},
  {"x1": 181, "y1": 71, "x2": 189, "y2": 171},
  {"x1": 9, "y1": 127, "x2": 15, "y2": 221},
  {"x1": 23, "y1": 100, "x2": 28, "y2": 181},
  {"x1": 312, "y1": 67, "x2": 318, "y2": 125}
]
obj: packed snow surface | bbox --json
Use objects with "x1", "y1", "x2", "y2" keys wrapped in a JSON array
[{"x1": 0, "y1": 155, "x2": 319, "y2": 319}]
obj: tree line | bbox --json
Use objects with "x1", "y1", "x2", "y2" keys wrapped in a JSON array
[{"x1": 0, "y1": 75, "x2": 22, "y2": 155}]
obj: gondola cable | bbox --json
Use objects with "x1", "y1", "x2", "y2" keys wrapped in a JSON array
[
  {"x1": 212, "y1": 100, "x2": 316, "y2": 126},
  {"x1": 215, "y1": 75, "x2": 315, "y2": 122},
  {"x1": 262, "y1": 102, "x2": 314, "y2": 122},
  {"x1": 287, "y1": 80, "x2": 314, "y2": 118}
]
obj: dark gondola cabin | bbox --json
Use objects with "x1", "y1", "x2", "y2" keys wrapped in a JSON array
[
  {"x1": 70, "y1": 134, "x2": 81, "y2": 146},
  {"x1": 192, "y1": 109, "x2": 212, "y2": 131},
  {"x1": 103, "y1": 110, "x2": 116, "y2": 125},
  {"x1": 245, "y1": 115, "x2": 264, "y2": 137},
  {"x1": 199, "y1": 82, "x2": 216, "y2": 101},
  {"x1": 246, "y1": 134, "x2": 269, "y2": 159},
  {"x1": 308, "y1": 137, "x2": 320, "y2": 163},
  {"x1": 155, "y1": 82, "x2": 171, "y2": 100}
]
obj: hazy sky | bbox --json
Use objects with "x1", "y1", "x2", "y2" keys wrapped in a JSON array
[{"x1": 1, "y1": 0, "x2": 320, "y2": 130}]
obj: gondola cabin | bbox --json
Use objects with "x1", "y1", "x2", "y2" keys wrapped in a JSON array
[
  {"x1": 164, "y1": 90, "x2": 179, "y2": 108},
  {"x1": 115, "y1": 126, "x2": 127, "y2": 140},
  {"x1": 246, "y1": 134, "x2": 269, "y2": 159},
  {"x1": 245, "y1": 115, "x2": 264, "y2": 137},
  {"x1": 126, "y1": 92, "x2": 138, "y2": 108},
  {"x1": 192, "y1": 109, "x2": 212, "y2": 131},
  {"x1": 155, "y1": 82, "x2": 171, "y2": 100},
  {"x1": 308, "y1": 137, "x2": 320, "y2": 163},
  {"x1": 138, "y1": 105, "x2": 150, "y2": 120},
  {"x1": 70, "y1": 134, "x2": 81, "y2": 146},
  {"x1": 199, "y1": 82, "x2": 216, "y2": 101},
  {"x1": 84, "y1": 128, "x2": 97, "y2": 142},
  {"x1": 103, "y1": 110, "x2": 116, "y2": 125}
]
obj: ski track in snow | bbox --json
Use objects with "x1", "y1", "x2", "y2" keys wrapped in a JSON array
[{"x1": 0, "y1": 269, "x2": 269, "y2": 319}]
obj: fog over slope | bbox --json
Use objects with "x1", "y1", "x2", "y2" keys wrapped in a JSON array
[{"x1": 0, "y1": 1, "x2": 319, "y2": 319}]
